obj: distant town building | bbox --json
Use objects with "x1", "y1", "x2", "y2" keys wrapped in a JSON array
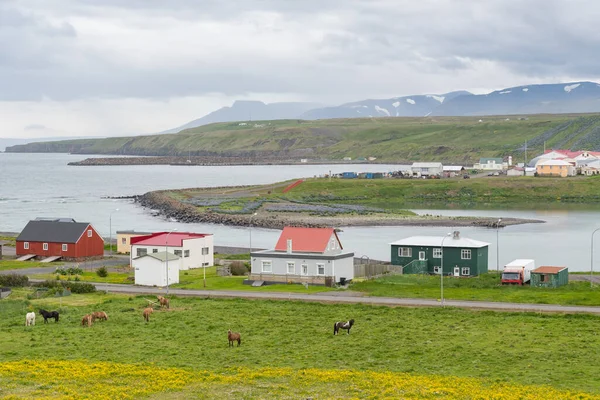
[
  {"x1": 474, "y1": 158, "x2": 507, "y2": 171},
  {"x1": 536, "y1": 159, "x2": 576, "y2": 177},
  {"x1": 411, "y1": 162, "x2": 443, "y2": 177},
  {"x1": 116, "y1": 230, "x2": 153, "y2": 254}
]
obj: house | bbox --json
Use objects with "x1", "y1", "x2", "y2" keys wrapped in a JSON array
[
  {"x1": 411, "y1": 162, "x2": 443, "y2": 177},
  {"x1": 536, "y1": 159, "x2": 576, "y2": 177},
  {"x1": 130, "y1": 232, "x2": 213, "y2": 270},
  {"x1": 443, "y1": 166, "x2": 465, "y2": 177},
  {"x1": 474, "y1": 158, "x2": 506, "y2": 171},
  {"x1": 15, "y1": 218, "x2": 104, "y2": 260},
  {"x1": 116, "y1": 230, "x2": 153, "y2": 254},
  {"x1": 133, "y1": 251, "x2": 181, "y2": 287},
  {"x1": 390, "y1": 231, "x2": 489, "y2": 277},
  {"x1": 506, "y1": 167, "x2": 524, "y2": 177},
  {"x1": 529, "y1": 149, "x2": 600, "y2": 167},
  {"x1": 249, "y1": 227, "x2": 355, "y2": 286},
  {"x1": 530, "y1": 266, "x2": 568, "y2": 288},
  {"x1": 524, "y1": 167, "x2": 536, "y2": 177}
]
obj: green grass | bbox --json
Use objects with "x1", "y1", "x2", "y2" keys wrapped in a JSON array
[
  {"x1": 0, "y1": 260, "x2": 63, "y2": 271},
  {"x1": 1, "y1": 292, "x2": 600, "y2": 393},
  {"x1": 31, "y1": 271, "x2": 134, "y2": 284},
  {"x1": 351, "y1": 273, "x2": 600, "y2": 305}
]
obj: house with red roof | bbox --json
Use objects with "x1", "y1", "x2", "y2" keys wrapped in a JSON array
[
  {"x1": 130, "y1": 232, "x2": 213, "y2": 270},
  {"x1": 249, "y1": 226, "x2": 355, "y2": 286}
]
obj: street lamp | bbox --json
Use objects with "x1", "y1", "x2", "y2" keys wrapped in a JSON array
[
  {"x1": 165, "y1": 228, "x2": 177, "y2": 295},
  {"x1": 496, "y1": 218, "x2": 502, "y2": 272},
  {"x1": 109, "y1": 209, "x2": 119, "y2": 256},
  {"x1": 440, "y1": 232, "x2": 452, "y2": 307},
  {"x1": 249, "y1": 212, "x2": 258, "y2": 254},
  {"x1": 591, "y1": 228, "x2": 600, "y2": 288}
]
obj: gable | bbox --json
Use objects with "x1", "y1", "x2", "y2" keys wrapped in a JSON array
[{"x1": 274, "y1": 227, "x2": 340, "y2": 253}]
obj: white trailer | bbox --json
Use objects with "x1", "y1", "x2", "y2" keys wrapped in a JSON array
[{"x1": 502, "y1": 259, "x2": 535, "y2": 285}]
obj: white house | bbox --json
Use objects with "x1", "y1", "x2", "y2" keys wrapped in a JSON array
[
  {"x1": 130, "y1": 232, "x2": 213, "y2": 270},
  {"x1": 133, "y1": 251, "x2": 181, "y2": 287},
  {"x1": 411, "y1": 162, "x2": 443, "y2": 177},
  {"x1": 507, "y1": 167, "x2": 524, "y2": 177},
  {"x1": 249, "y1": 227, "x2": 355, "y2": 286},
  {"x1": 442, "y1": 165, "x2": 465, "y2": 177},
  {"x1": 474, "y1": 158, "x2": 507, "y2": 171}
]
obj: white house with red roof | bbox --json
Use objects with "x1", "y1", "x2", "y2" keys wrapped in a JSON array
[
  {"x1": 249, "y1": 226, "x2": 355, "y2": 286},
  {"x1": 130, "y1": 232, "x2": 213, "y2": 271}
]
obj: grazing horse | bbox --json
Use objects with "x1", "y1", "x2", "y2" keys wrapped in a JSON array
[
  {"x1": 157, "y1": 295, "x2": 170, "y2": 309},
  {"x1": 143, "y1": 307, "x2": 153, "y2": 322},
  {"x1": 25, "y1": 312, "x2": 36, "y2": 326},
  {"x1": 228, "y1": 329, "x2": 241, "y2": 347},
  {"x1": 333, "y1": 319, "x2": 355, "y2": 335},
  {"x1": 39, "y1": 309, "x2": 59, "y2": 323},
  {"x1": 91, "y1": 311, "x2": 108, "y2": 322},
  {"x1": 81, "y1": 314, "x2": 93, "y2": 327}
]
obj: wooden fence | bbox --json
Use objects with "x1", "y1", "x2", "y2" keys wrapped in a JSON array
[{"x1": 353, "y1": 263, "x2": 403, "y2": 279}]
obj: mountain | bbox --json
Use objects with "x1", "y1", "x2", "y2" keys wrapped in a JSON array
[
  {"x1": 159, "y1": 100, "x2": 322, "y2": 133},
  {"x1": 0, "y1": 137, "x2": 103, "y2": 152},
  {"x1": 300, "y1": 91, "x2": 470, "y2": 120},
  {"x1": 432, "y1": 82, "x2": 600, "y2": 116}
]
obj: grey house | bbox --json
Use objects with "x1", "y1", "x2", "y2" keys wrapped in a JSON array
[{"x1": 249, "y1": 227, "x2": 354, "y2": 286}]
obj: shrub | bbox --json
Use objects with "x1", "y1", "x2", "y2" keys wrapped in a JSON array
[
  {"x1": 230, "y1": 261, "x2": 250, "y2": 276},
  {"x1": 0, "y1": 274, "x2": 29, "y2": 287},
  {"x1": 33, "y1": 280, "x2": 96, "y2": 294},
  {"x1": 96, "y1": 266, "x2": 108, "y2": 277}
]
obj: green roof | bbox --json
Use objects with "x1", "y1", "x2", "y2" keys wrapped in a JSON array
[{"x1": 135, "y1": 251, "x2": 180, "y2": 262}]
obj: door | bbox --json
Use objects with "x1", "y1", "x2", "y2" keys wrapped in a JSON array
[
  {"x1": 418, "y1": 251, "x2": 426, "y2": 261},
  {"x1": 454, "y1": 266, "x2": 460, "y2": 277}
]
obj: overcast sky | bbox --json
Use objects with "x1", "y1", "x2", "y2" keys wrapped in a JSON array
[{"x1": 2, "y1": 0, "x2": 600, "y2": 138}]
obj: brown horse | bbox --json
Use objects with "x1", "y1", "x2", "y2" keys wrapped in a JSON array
[
  {"x1": 91, "y1": 311, "x2": 108, "y2": 322},
  {"x1": 81, "y1": 314, "x2": 93, "y2": 327},
  {"x1": 157, "y1": 295, "x2": 170, "y2": 309},
  {"x1": 143, "y1": 307, "x2": 153, "y2": 322},
  {"x1": 228, "y1": 329, "x2": 241, "y2": 347}
]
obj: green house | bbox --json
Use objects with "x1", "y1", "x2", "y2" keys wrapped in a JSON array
[
  {"x1": 530, "y1": 266, "x2": 568, "y2": 288},
  {"x1": 390, "y1": 232, "x2": 489, "y2": 277}
]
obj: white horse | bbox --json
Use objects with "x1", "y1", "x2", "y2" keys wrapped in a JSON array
[{"x1": 25, "y1": 312, "x2": 36, "y2": 326}]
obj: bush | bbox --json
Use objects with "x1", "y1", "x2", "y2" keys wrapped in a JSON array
[
  {"x1": 0, "y1": 274, "x2": 29, "y2": 287},
  {"x1": 230, "y1": 261, "x2": 250, "y2": 276},
  {"x1": 33, "y1": 280, "x2": 96, "y2": 294},
  {"x1": 96, "y1": 266, "x2": 108, "y2": 277}
]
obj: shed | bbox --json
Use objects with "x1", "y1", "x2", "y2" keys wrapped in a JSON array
[
  {"x1": 342, "y1": 172, "x2": 357, "y2": 179},
  {"x1": 530, "y1": 266, "x2": 568, "y2": 288},
  {"x1": 133, "y1": 251, "x2": 181, "y2": 287}
]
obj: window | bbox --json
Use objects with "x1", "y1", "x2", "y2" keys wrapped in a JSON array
[
  {"x1": 202, "y1": 247, "x2": 209, "y2": 255},
  {"x1": 24, "y1": 242, "x2": 29, "y2": 250},
  {"x1": 540, "y1": 274, "x2": 548, "y2": 283},
  {"x1": 136, "y1": 248, "x2": 147, "y2": 257},
  {"x1": 62, "y1": 244, "x2": 68, "y2": 251},
  {"x1": 121, "y1": 238, "x2": 126, "y2": 244},
  {"x1": 399, "y1": 247, "x2": 412, "y2": 257},
  {"x1": 317, "y1": 264, "x2": 325, "y2": 275},
  {"x1": 184, "y1": 250, "x2": 190, "y2": 258},
  {"x1": 433, "y1": 248, "x2": 442, "y2": 258},
  {"x1": 330, "y1": 238, "x2": 336, "y2": 250},
  {"x1": 174, "y1": 250, "x2": 182, "y2": 257},
  {"x1": 301, "y1": 264, "x2": 308, "y2": 275},
  {"x1": 461, "y1": 267, "x2": 470, "y2": 276},
  {"x1": 87, "y1": 229, "x2": 92, "y2": 237},
  {"x1": 152, "y1": 248, "x2": 158, "y2": 253},
  {"x1": 461, "y1": 249, "x2": 472, "y2": 260},
  {"x1": 43, "y1": 243, "x2": 48, "y2": 251},
  {"x1": 261, "y1": 260, "x2": 272, "y2": 273},
  {"x1": 287, "y1": 262, "x2": 295, "y2": 274},
  {"x1": 433, "y1": 266, "x2": 441, "y2": 274},
  {"x1": 202, "y1": 262, "x2": 209, "y2": 266}
]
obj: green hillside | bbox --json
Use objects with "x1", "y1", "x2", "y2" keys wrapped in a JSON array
[{"x1": 7, "y1": 114, "x2": 600, "y2": 162}]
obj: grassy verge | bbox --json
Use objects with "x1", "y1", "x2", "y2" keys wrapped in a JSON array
[
  {"x1": 351, "y1": 273, "x2": 600, "y2": 305},
  {"x1": 30, "y1": 271, "x2": 134, "y2": 284},
  {"x1": 0, "y1": 236, "x2": 16, "y2": 246},
  {"x1": 0, "y1": 260, "x2": 63, "y2": 271},
  {"x1": 1, "y1": 292, "x2": 600, "y2": 395}
]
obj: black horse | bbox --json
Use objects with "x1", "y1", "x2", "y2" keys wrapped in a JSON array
[
  {"x1": 39, "y1": 309, "x2": 59, "y2": 323},
  {"x1": 333, "y1": 319, "x2": 354, "y2": 335}
]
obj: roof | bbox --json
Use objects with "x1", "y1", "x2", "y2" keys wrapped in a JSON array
[
  {"x1": 131, "y1": 232, "x2": 211, "y2": 247},
  {"x1": 443, "y1": 166, "x2": 464, "y2": 172},
  {"x1": 544, "y1": 149, "x2": 600, "y2": 159},
  {"x1": 274, "y1": 227, "x2": 340, "y2": 253},
  {"x1": 532, "y1": 266, "x2": 567, "y2": 274},
  {"x1": 505, "y1": 259, "x2": 534, "y2": 267},
  {"x1": 134, "y1": 251, "x2": 180, "y2": 262},
  {"x1": 479, "y1": 158, "x2": 503, "y2": 163},
  {"x1": 116, "y1": 230, "x2": 154, "y2": 235},
  {"x1": 16, "y1": 220, "x2": 94, "y2": 243},
  {"x1": 538, "y1": 159, "x2": 574, "y2": 166},
  {"x1": 411, "y1": 162, "x2": 443, "y2": 168},
  {"x1": 390, "y1": 235, "x2": 490, "y2": 248}
]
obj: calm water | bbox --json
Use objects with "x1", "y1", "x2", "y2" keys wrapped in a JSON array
[{"x1": 1, "y1": 153, "x2": 599, "y2": 272}]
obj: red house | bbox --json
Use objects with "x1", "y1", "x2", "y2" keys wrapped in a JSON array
[{"x1": 16, "y1": 218, "x2": 104, "y2": 260}]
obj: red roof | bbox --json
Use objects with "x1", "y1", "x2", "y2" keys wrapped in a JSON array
[
  {"x1": 274, "y1": 227, "x2": 341, "y2": 253},
  {"x1": 130, "y1": 232, "x2": 210, "y2": 247},
  {"x1": 533, "y1": 266, "x2": 567, "y2": 274},
  {"x1": 544, "y1": 149, "x2": 600, "y2": 158}
]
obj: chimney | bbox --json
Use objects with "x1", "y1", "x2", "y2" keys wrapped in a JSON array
[
  {"x1": 286, "y1": 239, "x2": 292, "y2": 254},
  {"x1": 508, "y1": 156, "x2": 513, "y2": 166},
  {"x1": 452, "y1": 231, "x2": 460, "y2": 239}
]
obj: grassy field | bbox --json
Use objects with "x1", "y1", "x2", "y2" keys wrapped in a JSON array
[
  {"x1": 1, "y1": 289, "x2": 600, "y2": 398},
  {"x1": 0, "y1": 260, "x2": 64, "y2": 271}
]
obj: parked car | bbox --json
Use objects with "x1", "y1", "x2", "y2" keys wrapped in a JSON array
[{"x1": 463, "y1": 175, "x2": 470, "y2": 179}]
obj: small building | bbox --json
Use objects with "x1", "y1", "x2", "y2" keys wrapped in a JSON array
[
  {"x1": 116, "y1": 230, "x2": 153, "y2": 254},
  {"x1": 249, "y1": 226, "x2": 355, "y2": 286},
  {"x1": 390, "y1": 231, "x2": 489, "y2": 276},
  {"x1": 474, "y1": 158, "x2": 506, "y2": 171},
  {"x1": 342, "y1": 172, "x2": 358, "y2": 179},
  {"x1": 530, "y1": 266, "x2": 569, "y2": 288},
  {"x1": 411, "y1": 162, "x2": 443, "y2": 177},
  {"x1": 15, "y1": 218, "x2": 104, "y2": 260},
  {"x1": 443, "y1": 166, "x2": 465, "y2": 177},
  {"x1": 0, "y1": 240, "x2": 6, "y2": 260},
  {"x1": 133, "y1": 251, "x2": 181, "y2": 287},
  {"x1": 524, "y1": 167, "x2": 536, "y2": 177},
  {"x1": 536, "y1": 159, "x2": 576, "y2": 177},
  {"x1": 507, "y1": 167, "x2": 525, "y2": 177},
  {"x1": 130, "y1": 232, "x2": 213, "y2": 270}
]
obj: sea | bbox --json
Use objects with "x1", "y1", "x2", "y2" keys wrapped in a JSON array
[{"x1": 1, "y1": 152, "x2": 599, "y2": 272}]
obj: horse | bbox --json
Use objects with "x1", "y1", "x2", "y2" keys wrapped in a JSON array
[
  {"x1": 81, "y1": 314, "x2": 93, "y2": 327},
  {"x1": 91, "y1": 311, "x2": 108, "y2": 322},
  {"x1": 143, "y1": 307, "x2": 153, "y2": 322},
  {"x1": 25, "y1": 312, "x2": 36, "y2": 326},
  {"x1": 228, "y1": 329, "x2": 241, "y2": 347},
  {"x1": 157, "y1": 295, "x2": 170, "y2": 309},
  {"x1": 333, "y1": 319, "x2": 355, "y2": 335},
  {"x1": 39, "y1": 309, "x2": 59, "y2": 323}
]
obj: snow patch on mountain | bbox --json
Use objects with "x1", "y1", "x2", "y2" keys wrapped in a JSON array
[
  {"x1": 374, "y1": 105, "x2": 390, "y2": 116},
  {"x1": 406, "y1": 99, "x2": 416, "y2": 105},
  {"x1": 426, "y1": 95, "x2": 445, "y2": 103},
  {"x1": 392, "y1": 101, "x2": 400, "y2": 108},
  {"x1": 522, "y1": 88, "x2": 529, "y2": 92},
  {"x1": 564, "y1": 83, "x2": 581, "y2": 92}
]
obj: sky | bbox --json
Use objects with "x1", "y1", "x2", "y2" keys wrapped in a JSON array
[{"x1": 2, "y1": 0, "x2": 600, "y2": 138}]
